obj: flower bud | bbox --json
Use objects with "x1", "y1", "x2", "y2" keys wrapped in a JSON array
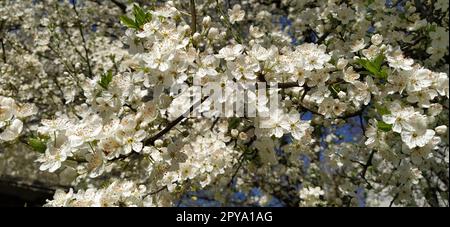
[
  {"x1": 428, "y1": 103, "x2": 443, "y2": 116},
  {"x1": 231, "y1": 129, "x2": 239, "y2": 137},
  {"x1": 336, "y1": 58, "x2": 348, "y2": 70},
  {"x1": 202, "y1": 16, "x2": 211, "y2": 27},
  {"x1": 337, "y1": 91, "x2": 346, "y2": 99},
  {"x1": 208, "y1": 27, "x2": 219, "y2": 40},
  {"x1": 192, "y1": 32, "x2": 201, "y2": 42},
  {"x1": 435, "y1": 125, "x2": 447, "y2": 135},
  {"x1": 154, "y1": 139, "x2": 164, "y2": 147},
  {"x1": 371, "y1": 34, "x2": 383, "y2": 45},
  {"x1": 239, "y1": 132, "x2": 248, "y2": 141}
]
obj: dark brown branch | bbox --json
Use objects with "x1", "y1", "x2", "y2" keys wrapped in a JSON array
[
  {"x1": 0, "y1": 20, "x2": 6, "y2": 63},
  {"x1": 316, "y1": 30, "x2": 331, "y2": 44},
  {"x1": 72, "y1": 4, "x2": 93, "y2": 78},
  {"x1": 0, "y1": 38, "x2": 6, "y2": 63},
  {"x1": 210, "y1": 117, "x2": 220, "y2": 130},
  {"x1": 228, "y1": 153, "x2": 245, "y2": 187},
  {"x1": 389, "y1": 193, "x2": 399, "y2": 207},
  {"x1": 190, "y1": 0, "x2": 197, "y2": 35},
  {"x1": 361, "y1": 150, "x2": 377, "y2": 181},
  {"x1": 143, "y1": 96, "x2": 209, "y2": 146},
  {"x1": 359, "y1": 114, "x2": 366, "y2": 135},
  {"x1": 142, "y1": 81, "x2": 299, "y2": 147},
  {"x1": 111, "y1": 0, "x2": 127, "y2": 14},
  {"x1": 149, "y1": 186, "x2": 167, "y2": 195}
]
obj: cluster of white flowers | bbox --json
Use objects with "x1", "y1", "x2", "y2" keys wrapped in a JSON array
[
  {"x1": 0, "y1": 0, "x2": 448, "y2": 207},
  {"x1": 45, "y1": 180, "x2": 147, "y2": 207},
  {"x1": 299, "y1": 186, "x2": 325, "y2": 207},
  {"x1": 0, "y1": 96, "x2": 37, "y2": 142},
  {"x1": 150, "y1": 129, "x2": 236, "y2": 192}
]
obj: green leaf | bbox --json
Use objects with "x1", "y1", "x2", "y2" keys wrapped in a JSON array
[
  {"x1": 119, "y1": 15, "x2": 139, "y2": 29},
  {"x1": 375, "y1": 104, "x2": 391, "y2": 116},
  {"x1": 132, "y1": 5, "x2": 151, "y2": 29},
  {"x1": 356, "y1": 54, "x2": 387, "y2": 79},
  {"x1": 98, "y1": 71, "x2": 113, "y2": 90},
  {"x1": 366, "y1": 0, "x2": 375, "y2": 5},
  {"x1": 427, "y1": 24, "x2": 437, "y2": 32},
  {"x1": 120, "y1": 5, "x2": 152, "y2": 30},
  {"x1": 228, "y1": 118, "x2": 241, "y2": 129},
  {"x1": 133, "y1": 5, "x2": 145, "y2": 26},
  {"x1": 377, "y1": 121, "x2": 392, "y2": 132},
  {"x1": 356, "y1": 58, "x2": 378, "y2": 75},
  {"x1": 373, "y1": 54, "x2": 385, "y2": 71},
  {"x1": 377, "y1": 107, "x2": 391, "y2": 116},
  {"x1": 379, "y1": 67, "x2": 388, "y2": 80},
  {"x1": 329, "y1": 84, "x2": 341, "y2": 97},
  {"x1": 28, "y1": 137, "x2": 47, "y2": 153}
]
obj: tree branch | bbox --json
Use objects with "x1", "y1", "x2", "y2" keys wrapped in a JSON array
[
  {"x1": 0, "y1": 20, "x2": 6, "y2": 63},
  {"x1": 360, "y1": 149, "x2": 377, "y2": 188},
  {"x1": 389, "y1": 193, "x2": 399, "y2": 207},
  {"x1": 111, "y1": 0, "x2": 127, "y2": 14},
  {"x1": 228, "y1": 153, "x2": 245, "y2": 187},
  {"x1": 143, "y1": 95, "x2": 209, "y2": 146},
  {"x1": 72, "y1": 4, "x2": 93, "y2": 78},
  {"x1": 359, "y1": 114, "x2": 366, "y2": 135},
  {"x1": 0, "y1": 38, "x2": 6, "y2": 63},
  {"x1": 190, "y1": 0, "x2": 197, "y2": 35}
]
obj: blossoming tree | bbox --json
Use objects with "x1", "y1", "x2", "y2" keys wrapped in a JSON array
[{"x1": 0, "y1": 0, "x2": 448, "y2": 207}]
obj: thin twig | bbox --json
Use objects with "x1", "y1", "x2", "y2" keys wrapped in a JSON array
[
  {"x1": 144, "y1": 96, "x2": 209, "y2": 146},
  {"x1": 0, "y1": 38, "x2": 6, "y2": 63},
  {"x1": 359, "y1": 114, "x2": 366, "y2": 135},
  {"x1": 111, "y1": 0, "x2": 127, "y2": 13},
  {"x1": 148, "y1": 186, "x2": 167, "y2": 196},
  {"x1": 210, "y1": 117, "x2": 220, "y2": 130},
  {"x1": 0, "y1": 20, "x2": 6, "y2": 63},
  {"x1": 228, "y1": 153, "x2": 245, "y2": 187},
  {"x1": 389, "y1": 193, "x2": 399, "y2": 207},
  {"x1": 72, "y1": 4, "x2": 93, "y2": 78},
  {"x1": 360, "y1": 149, "x2": 377, "y2": 187},
  {"x1": 190, "y1": 0, "x2": 197, "y2": 35}
]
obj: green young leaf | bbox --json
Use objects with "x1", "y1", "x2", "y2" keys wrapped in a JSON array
[
  {"x1": 377, "y1": 121, "x2": 392, "y2": 132},
  {"x1": 329, "y1": 83, "x2": 341, "y2": 97},
  {"x1": 120, "y1": 5, "x2": 152, "y2": 30},
  {"x1": 228, "y1": 118, "x2": 241, "y2": 129},
  {"x1": 119, "y1": 15, "x2": 139, "y2": 29},
  {"x1": 98, "y1": 71, "x2": 113, "y2": 90},
  {"x1": 133, "y1": 5, "x2": 145, "y2": 26},
  {"x1": 356, "y1": 54, "x2": 387, "y2": 79},
  {"x1": 427, "y1": 24, "x2": 437, "y2": 32},
  {"x1": 379, "y1": 67, "x2": 388, "y2": 80},
  {"x1": 132, "y1": 5, "x2": 151, "y2": 29},
  {"x1": 366, "y1": 0, "x2": 375, "y2": 6},
  {"x1": 356, "y1": 58, "x2": 378, "y2": 75},
  {"x1": 28, "y1": 137, "x2": 47, "y2": 153},
  {"x1": 373, "y1": 54, "x2": 385, "y2": 71},
  {"x1": 377, "y1": 107, "x2": 390, "y2": 116},
  {"x1": 375, "y1": 104, "x2": 391, "y2": 116}
]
